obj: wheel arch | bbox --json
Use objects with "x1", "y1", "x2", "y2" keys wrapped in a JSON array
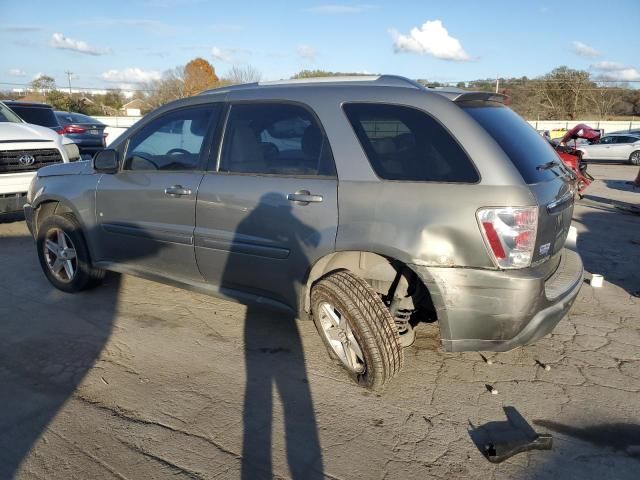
[
  {"x1": 303, "y1": 250, "x2": 443, "y2": 319},
  {"x1": 33, "y1": 199, "x2": 76, "y2": 236}
]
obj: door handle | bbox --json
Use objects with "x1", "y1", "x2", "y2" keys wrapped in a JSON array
[
  {"x1": 164, "y1": 185, "x2": 192, "y2": 196},
  {"x1": 287, "y1": 190, "x2": 323, "y2": 205}
]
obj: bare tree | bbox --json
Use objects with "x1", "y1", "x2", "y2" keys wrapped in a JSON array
[
  {"x1": 224, "y1": 65, "x2": 262, "y2": 85},
  {"x1": 586, "y1": 87, "x2": 623, "y2": 120},
  {"x1": 144, "y1": 66, "x2": 187, "y2": 109}
]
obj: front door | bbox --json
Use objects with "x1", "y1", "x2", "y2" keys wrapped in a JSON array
[
  {"x1": 194, "y1": 102, "x2": 338, "y2": 311},
  {"x1": 95, "y1": 104, "x2": 221, "y2": 280}
]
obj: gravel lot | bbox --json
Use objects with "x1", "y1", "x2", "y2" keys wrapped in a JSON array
[{"x1": 0, "y1": 163, "x2": 638, "y2": 480}]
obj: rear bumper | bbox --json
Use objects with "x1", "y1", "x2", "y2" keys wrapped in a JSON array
[{"x1": 412, "y1": 248, "x2": 584, "y2": 352}]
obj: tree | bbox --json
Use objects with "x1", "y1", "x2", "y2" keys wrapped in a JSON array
[
  {"x1": 102, "y1": 90, "x2": 125, "y2": 110},
  {"x1": 586, "y1": 87, "x2": 623, "y2": 120},
  {"x1": 225, "y1": 65, "x2": 262, "y2": 85},
  {"x1": 183, "y1": 58, "x2": 219, "y2": 96},
  {"x1": 144, "y1": 66, "x2": 187, "y2": 109},
  {"x1": 532, "y1": 67, "x2": 593, "y2": 120},
  {"x1": 31, "y1": 75, "x2": 56, "y2": 94}
]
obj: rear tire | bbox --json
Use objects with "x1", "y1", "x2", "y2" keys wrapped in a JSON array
[
  {"x1": 36, "y1": 213, "x2": 105, "y2": 293},
  {"x1": 629, "y1": 151, "x2": 640, "y2": 165},
  {"x1": 311, "y1": 270, "x2": 404, "y2": 390}
]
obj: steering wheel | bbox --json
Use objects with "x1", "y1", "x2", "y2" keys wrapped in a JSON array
[{"x1": 166, "y1": 148, "x2": 190, "y2": 156}]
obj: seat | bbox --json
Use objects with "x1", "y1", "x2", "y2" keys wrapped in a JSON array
[{"x1": 226, "y1": 125, "x2": 267, "y2": 173}]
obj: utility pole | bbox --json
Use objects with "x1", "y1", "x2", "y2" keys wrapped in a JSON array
[
  {"x1": 65, "y1": 70, "x2": 73, "y2": 111},
  {"x1": 495, "y1": 75, "x2": 500, "y2": 94}
]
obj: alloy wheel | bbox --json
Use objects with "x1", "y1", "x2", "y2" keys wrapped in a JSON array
[
  {"x1": 317, "y1": 301, "x2": 366, "y2": 374},
  {"x1": 43, "y1": 228, "x2": 77, "y2": 283}
]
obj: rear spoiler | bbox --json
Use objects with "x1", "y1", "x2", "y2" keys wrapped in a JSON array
[{"x1": 431, "y1": 88, "x2": 509, "y2": 105}]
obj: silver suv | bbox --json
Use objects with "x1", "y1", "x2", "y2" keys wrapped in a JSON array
[{"x1": 24, "y1": 76, "x2": 584, "y2": 389}]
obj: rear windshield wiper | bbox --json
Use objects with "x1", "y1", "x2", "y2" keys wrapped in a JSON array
[{"x1": 536, "y1": 160, "x2": 559, "y2": 171}]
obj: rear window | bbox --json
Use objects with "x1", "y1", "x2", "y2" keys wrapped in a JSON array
[
  {"x1": 9, "y1": 105, "x2": 59, "y2": 128},
  {"x1": 343, "y1": 103, "x2": 479, "y2": 183},
  {"x1": 463, "y1": 103, "x2": 559, "y2": 184},
  {"x1": 56, "y1": 112, "x2": 101, "y2": 125}
]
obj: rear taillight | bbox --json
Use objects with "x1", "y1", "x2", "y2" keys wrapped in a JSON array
[
  {"x1": 55, "y1": 127, "x2": 64, "y2": 135},
  {"x1": 477, "y1": 207, "x2": 538, "y2": 269},
  {"x1": 63, "y1": 125, "x2": 87, "y2": 134}
]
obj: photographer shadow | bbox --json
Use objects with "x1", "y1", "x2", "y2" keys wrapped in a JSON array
[{"x1": 219, "y1": 192, "x2": 324, "y2": 479}]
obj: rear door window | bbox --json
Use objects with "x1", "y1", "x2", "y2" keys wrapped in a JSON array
[
  {"x1": 463, "y1": 103, "x2": 560, "y2": 184},
  {"x1": 343, "y1": 103, "x2": 478, "y2": 183},
  {"x1": 219, "y1": 102, "x2": 335, "y2": 177}
]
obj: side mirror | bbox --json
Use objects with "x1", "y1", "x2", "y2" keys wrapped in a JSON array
[{"x1": 93, "y1": 149, "x2": 120, "y2": 173}]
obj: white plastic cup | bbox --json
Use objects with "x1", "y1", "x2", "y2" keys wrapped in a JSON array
[{"x1": 591, "y1": 274, "x2": 604, "y2": 288}]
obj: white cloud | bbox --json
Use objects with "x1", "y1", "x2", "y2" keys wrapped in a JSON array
[
  {"x1": 211, "y1": 46, "x2": 251, "y2": 63},
  {"x1": 390, "y1": 20, "x2": 471, "y2": 61},
  {"x1": 307, "y1": 4, "x2": 375, "y2": 14},
  {"x1": 8, "y1": 68, "x2": 26, "y2": 77},
  {"x1": 572, "y1": 41, "x2": 600, "y2": 58},
  {"x1": 211, "y1": 46, "x2": 235, "y2": 63},
  {"x1": 590, "y1": 61, "x2": 626, "y2": 71},
  {"x1": 591, "y1": 61, "x2": 640, "y2": 82},
  {"x1": 297, "y1": 44, "x2": 316, "y2": 62},
  {"x1": 100, "y1": 68, "x2": 161, "y2": 84},
  {"x1": 50, "y1": 33, "x2": 109, "y2": 55}
]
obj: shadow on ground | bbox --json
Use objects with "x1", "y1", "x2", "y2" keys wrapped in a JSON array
[
  {"x1": 0, "y1": 233, "x2": 120, "y2": 478},
  {"x1": 576, "y1": 206, "x2": 640, "y2": 296}
]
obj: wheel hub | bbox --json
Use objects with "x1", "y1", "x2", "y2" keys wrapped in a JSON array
[
  {"x1": 43, "y1": 228, "x2": 78, "y2": 283},
  {"x1": 317, "y1": 301, "x2": 365, "y2": 374}
]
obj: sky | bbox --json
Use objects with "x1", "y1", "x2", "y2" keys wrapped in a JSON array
[{"x1": 1, "y1": 0, "x2": 639, "y2": 92}]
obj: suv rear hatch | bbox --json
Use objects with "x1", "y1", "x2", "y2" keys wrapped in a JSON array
[{"x1": 462, "y1": 101, "x2": 574, "y2": 271}]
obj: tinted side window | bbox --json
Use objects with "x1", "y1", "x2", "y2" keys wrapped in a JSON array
[
  {"x1": 343, "y1": 103, "x2": 478, "y2": 183},
  {"x1": 124, "y1": 105, "x2": 217, "y2": 171},
  {"x1": 600, "y1": 136, "x2": 613, "y2": 144},
  {"x1": 220, "y1": 103, "x2": 335, "y2": 176},
  {"x1": 463, "y1": 103, "x2": 559, "y2": 184},
  {"x1": 9, "y1": 106, "x2": 59, "y2": 127}
]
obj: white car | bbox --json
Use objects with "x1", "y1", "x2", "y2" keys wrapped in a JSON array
[
  {"x1": 577, "y1": 133, "x2": 640, "y2": 165},
  {"x1": 0, "y1": 101, "x2": 80, "y2": 217}
]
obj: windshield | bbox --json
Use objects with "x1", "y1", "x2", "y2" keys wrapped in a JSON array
[
  {"x1": 463, "y1": 103, "x2": 560, "y2": 184},
  {"x1": 0, "y1": 102, "x2": 23, "y2": 123}
]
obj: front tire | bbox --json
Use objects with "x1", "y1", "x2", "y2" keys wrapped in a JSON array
[
  {"x1": 311, "y1": 270, "x2": 404, "y2": 390},
  {"x1": 629, "y1": 151, "x2": 640, "y2": 165},
  {"x1": 36, "y1": 213, "x2": 105, "y2": 293}
]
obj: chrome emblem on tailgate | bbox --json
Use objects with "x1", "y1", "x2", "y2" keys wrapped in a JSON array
[{"x1": 18, "y1": 154, "x2": 36, "y2": 166}]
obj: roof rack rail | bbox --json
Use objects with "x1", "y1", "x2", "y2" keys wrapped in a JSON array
[{"x1": 201, "y1": 74, "x2": 424, "y2": 95}]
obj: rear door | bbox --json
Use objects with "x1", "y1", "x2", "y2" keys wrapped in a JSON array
[
  {"x1": 463, "y1": 104, "x2": 574, "y2": 270},
  {"x1": 610, "y1": 136, "x2": 635, "y2": 160},
  {"x1": 194, "y1": 101, "x2": 338, "y2": 310},
  {"x1": 94, "y1": 104, "x2": 220, "y2": 280}
]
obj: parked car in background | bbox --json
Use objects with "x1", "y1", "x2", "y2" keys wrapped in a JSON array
[
  {"x1": 55, "y1": 111, "x2": 106, "y2": 159},
  {"x1": 2, "y1": 101, "x2": 63, "y2": 134},
  {"x1": 577, "y1": 133, "x2": 640, "y2": 164},
  {"x1": 0, "y1": 101, "x2": 79, "y2": 217},
  {"x1": 23, "y1": 75, "x2": 583, "y2": 389}
]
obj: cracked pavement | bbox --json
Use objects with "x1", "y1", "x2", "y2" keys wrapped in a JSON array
[{"x1": 0, "y1": 163, "x2": 638, "y2": 479}]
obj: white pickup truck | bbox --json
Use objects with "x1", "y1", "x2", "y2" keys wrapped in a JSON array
[{"x1": 0, "y1": 101, "x2": 80, "y2": 216}]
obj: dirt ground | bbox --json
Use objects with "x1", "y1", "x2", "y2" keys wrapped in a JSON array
[{"x1": 0, "y1": 163, "x2": 638, "y2": 480}]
